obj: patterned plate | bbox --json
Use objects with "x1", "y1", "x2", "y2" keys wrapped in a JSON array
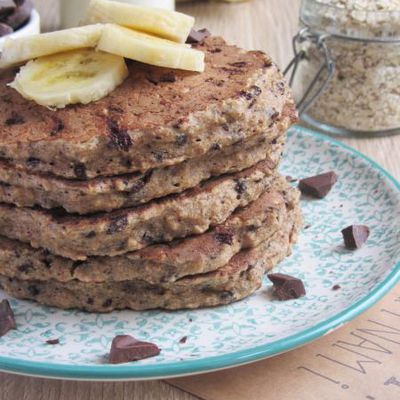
[{"x1": 0, "y1": 126, "x2": 399, "y2": 380}]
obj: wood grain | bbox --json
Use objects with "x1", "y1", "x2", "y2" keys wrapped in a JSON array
[{"x1": 1, "y1": 1, "x2": 399, "y2": 399}]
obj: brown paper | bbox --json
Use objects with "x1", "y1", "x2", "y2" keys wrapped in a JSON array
[{"x1": 168, "y1": 285, "x2": 400, "y2": 400}]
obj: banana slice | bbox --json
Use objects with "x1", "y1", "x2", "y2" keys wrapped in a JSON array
[
  {"x1": 97, "y1": 24, "x2": 205, "y2": 72},
  {"x1": 83, "y1": 0, "x2": 194, "y2": 43},
  {"x1": 0, "y1": 24, "x2": 104, "y2": 69},
  {"x1": 9, "y1": 49, "x2": 128, "y2": 108}
]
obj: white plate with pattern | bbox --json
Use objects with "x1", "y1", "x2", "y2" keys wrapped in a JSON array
[{"x1": 0, "y1": 126, "x2": 399, "y2": 380}]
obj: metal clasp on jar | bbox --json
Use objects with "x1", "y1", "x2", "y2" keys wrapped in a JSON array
[{"x1": 284, "y1": 27, "x2": 336, "y2": 114}]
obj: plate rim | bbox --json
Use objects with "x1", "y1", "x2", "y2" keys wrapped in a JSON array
[{"x1": 0, "y1": 126, "x2": 399, "y2": 381}]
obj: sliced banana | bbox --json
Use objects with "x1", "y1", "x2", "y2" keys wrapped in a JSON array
[
  {"x1": 9, "y1": 49, "x2": 128, "y2": 108},
  {"x1": 97, "y1": 24, "x2": 205, "y2": 72},
  {"x1": 0, "y1": 24, "x2": 104, "y2": 69},
  {"x1": 83, "y1": 0, "x2": 194, "y2": 43}
]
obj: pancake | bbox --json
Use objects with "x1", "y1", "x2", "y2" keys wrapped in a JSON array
[{"x1": 0, "y1": 37, "x2": 296, "y2": 178}]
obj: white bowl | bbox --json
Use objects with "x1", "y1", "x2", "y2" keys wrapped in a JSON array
[{"x1": 0, "y1": 9, "x2": 41, "y2": 51}]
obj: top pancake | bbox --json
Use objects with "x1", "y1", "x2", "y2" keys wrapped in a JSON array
[{"x1": 0, "y1": 37, "x2": 294, "y2": 178}]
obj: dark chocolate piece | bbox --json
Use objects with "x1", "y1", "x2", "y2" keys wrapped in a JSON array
[
  {"x1": 109, "y1": 335, "x2": 161, "y2": 364},
  {"x1": 332, "y1": 284, "x2": 341, "y2": 291},
  {"x1": 46, "y1": 338, "x2": 60, "y2": 345},
  {"x1": 215, "y1": 232, "x2": 234, "y2": 245},
  {"x1": 0, "y1": 22, "x2": 12, "y2": 36},
  {"x1": 186, "y1": 28, "x2": 211, "y2": 44},
  {"x1": 341, "y1": 225, "x2": 370, "y2": 249},
  {"x1": 298, "y1": 171, "x2": 338, "y2": 198},
  {"x1": 179, "y1": 336, "x2": 188, "y2": 344},
  {"x1": 267, "y1": 273, "x2": 306, "y2": 300},
  {"x1": 0, "y1": 299, "x2": 16, "y2": 337}
]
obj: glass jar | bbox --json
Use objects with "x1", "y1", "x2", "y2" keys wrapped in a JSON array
[{"x1": 286, "y1": 0, "x2": 400, "y2": 136}]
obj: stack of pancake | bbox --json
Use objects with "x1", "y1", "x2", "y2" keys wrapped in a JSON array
[{"x1": 0, "y1": 37, "x2": 302, "y2": 312}]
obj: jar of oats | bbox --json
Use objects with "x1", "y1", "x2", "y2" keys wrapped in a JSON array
[{"x1": 287, "y1": 0, "x2": 400, "y2": 135}]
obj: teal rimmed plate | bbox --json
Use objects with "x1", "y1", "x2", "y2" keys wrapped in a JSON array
[{"x1": 0, "y1": 126, "x2": 399, "y2": 380}]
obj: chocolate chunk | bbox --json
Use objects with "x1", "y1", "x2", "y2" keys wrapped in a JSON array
[
  {"x1": 234, "y1": 180, "x2": 247, "y2": 195},
  {"x1": 0, "y1": 22, "x2": 12, "y2": 36},
  {"x1": 26, "y1": 157, "x2": 40, "y2": 168},
  {"x1": 160, "y1": 72, "x2": 176, "y2": 83},
  {"x1": 176, "y1": 133, "x2": 188, "y2": 146},
  {"x1": 84, "y1": 230, "x2": 96, "y2": 239},
  {"x1": 46, "y1": 338, "x2": 60, "y2": 345},
  {"x1": 142, "y1": 232, "x2": 155, "y2": 245},
  {"x1": 73, "y1": 162, "x2": 87, "y2": 180},
  {"x1": 186, "y1": 28, "x2": 211, "y2": 44},
  {"x1": 109, "y1": 335, "x2": 161, "y2": 364},
  {"x1": 267, "y1": 273, "x2": 306, "y2": 300},
  {"x1": 298, "y1": 171, "x2": 338, "y2": 198},
  {"x1": 102, "y1": 298, "x2": 113, "y2": 308},
  {"x1": 285, "y1": 175, "x2": 297, "y2": 183},
  {"x1": 28, "y1": 285, "x2": 40, "y2": 296},
  {"x1": 179, "y1": 336, "x2": 188, "y2": 344},
  {"x1": 341, "y1": 225, "x2": 370, "y2": 249},
  {"x1": 228, "y1": 61, "x2": 247, "y2": 68},
  {"x1": 5, "y1": 0, "x2": 32, "y2": 29},
  {"x1": 332, "y1": 284, "x2": 341, "y2": 291},
  {"x1": 0, "y1": 299, "x2": 16, "y2": 337},
  {"x1": 50, "y1": 118, "x2": 64, "y2": 136},
  {"x1": 107, "y1": 119, "x2": 133, "y2": 152},
  {"x1": 5, "y1": 112, "x2": 25, "y2": 125},
  {"x1": 106, "y1": 215, "x2": 128, "y2": 235},
  {"x1": 215, "y1": 232, "x2": 234, "y2": 245}
]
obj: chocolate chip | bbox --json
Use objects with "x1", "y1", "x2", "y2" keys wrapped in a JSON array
[
  {"x1": 5, "y1": 112, "x2": 24, "y2": 125},
  {"x1": 84, "y1": 230, "x2": 96, "y2": 238},
  {"x1": 160, "y1": 72, "x2": 176, "y2": 82},
  {"x1": 18, "y1": 263, "x2": 32, "y2": 273},
  {"x1": 0, "y1": 299, "x2": 16, "y2": 337},
  {"x1": 341, "y1": 225, "x2": 370, "y2": 249},
  {"x1": 142, "y1": 232, "x2": 155, "y2": 245},
  {"x1": 50, "y1": 118, "x2": 64, "y2": 136},
  {"x1": 228, "y1": 61, "x2": 247, "y2": 68},
  {"x1": 46, "y1": 338, "x2": 60, "y2": 345},
  {"x1": 267, "y1": 273, "x2": 306, "y2": 300},
  {"x1": 298, "y1": 171, "x2": 338, "y2": 198},
  {"x1": 285, "y1": 175, "x2": 297, "y2": 183},
  {"x1": 179, "y1": 336, "x2": 188, "y2": 344},
  {"x1": 109, "y1": 335, "x2": 161, "y2": 364},
  {"x1": 211, "y1": 143, "x2": 221, "y2": 151},
  {"x1": 234, "y1": 180, "x2": 247, "y2": 195},
  {"x1": 152, "y1": 150, "x2": 167, "y2": 162},
  {"x1": 87, "y1": 297, "x2": 94, "y2": 305},
  {"x1": 107, "y1": 119, "x2": 133, "y2": 152},
  {"x1": 186, "y1": 28, "x2": 211, "y2": 44},
  {"x1": 106, "y1": 215, "x2": 128, "y2": 235},
  {"x1": 26, "y1": 157, "x2": 40, "y2": 168},
  {"x1": 209, "y1": 47, "x2": 222, "y2": 53},
  {"x1": 219, "y1": 291, "x2": 234, "y2": 301},
  {"x1": 102, "y1": 298, "x2": 113, "y2": 308},
  {"x1": 73, "y1": 162, "x2": 87, "y2": 180},
  {"x1": 176, "y1": 133, "x2": 188, "y2": 146},
  {"x1": 215, "y1": 232, "x2": 234, "y2": 245},
  {"x1": 239, "y1": 91, "x2": 253, "y2": 101},
  {"x1": 264, "y1": 60, "x2": 273, "y2": 68},
  {"x1": 0, "y1": 22, "x2": 12, "y2": 36},
  {"x1": 332, "y1": 284, "x2": 341, "y2": 291},
  {"x1": 27, "y1": 285, "x2": 40, "y2": 296},
  {"x1": 276, "y1": 81, "x2": 285, "y2": 95}
]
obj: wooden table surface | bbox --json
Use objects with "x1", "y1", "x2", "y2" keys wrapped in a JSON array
[{"x1": 1, "y1": 1, "x2": 399, "y2": 399}]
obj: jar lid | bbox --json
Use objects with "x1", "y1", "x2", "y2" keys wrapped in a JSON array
[{"x1": 301, "y1": 0, "x2": 400, "y2": 41}]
